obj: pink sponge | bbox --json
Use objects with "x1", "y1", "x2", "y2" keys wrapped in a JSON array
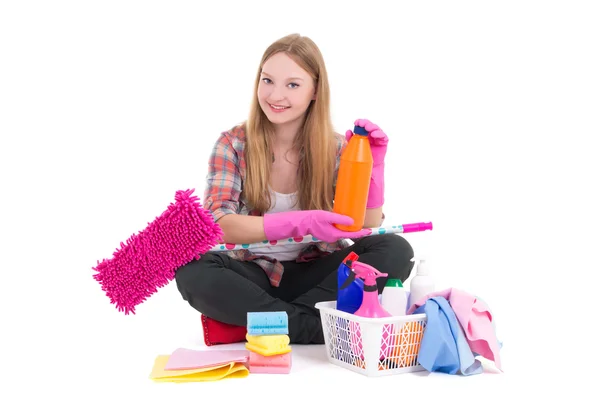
[
  {"x1": 248, "y1": 351, "x2": 292, "y2": 374},
  {"x1": 92, "y1": 188, "x2": 223, "y2": 315}
]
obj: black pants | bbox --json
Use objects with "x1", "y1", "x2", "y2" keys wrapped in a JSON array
[{"x1": 175, "y1": 234, "x2": 414, "y2": 344}]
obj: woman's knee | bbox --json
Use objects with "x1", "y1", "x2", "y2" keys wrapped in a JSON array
[
  {"x1": 357, "y1": 233, "x2": 414, "y2": 257},
  {"x1": 384, "y1": 233, "x2": 414, "y2": 258},
  {"x1": 175, "y1": 253, "x2": 222, "y2": 301},
  {"x1": 386, "y1": 234, "x2": 415, "y2": 281},
  {"x1": 357, "y1": 233, "x2": 415, "y2": 281}
]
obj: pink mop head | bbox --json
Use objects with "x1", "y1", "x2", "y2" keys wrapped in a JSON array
[{"x1": 92, "y1": 188, "x2": 223, "y2": 315}]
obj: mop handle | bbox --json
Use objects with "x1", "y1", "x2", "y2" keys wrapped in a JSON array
[{"x1": 209, "y1": 221, "x2": 432, "y2": 252}]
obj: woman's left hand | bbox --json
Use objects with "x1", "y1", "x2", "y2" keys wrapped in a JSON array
[{"x1": 345, "y1": 118, "x2": 388, "y2": 166}]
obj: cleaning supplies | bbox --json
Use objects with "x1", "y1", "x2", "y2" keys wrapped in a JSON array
[
  {"x1": 246, "y1": 311, "x2": 289, "y2": 335},
  {"x1": 245, "y1": 334, "x2": 292, "y2": 356},
  {"x1": 149, "y1": 355, "x2": 249, "y2": 382},
  {"x1": 245, "y1": 311, "x2": 292, "y2": 374},
  {"x1": 247, "y1": 351, "x2": 292, "y2": 374},
  {"x1": 408, "y1": 257, "x2": 435, "y2": 309},
  {"x1": 93, "y1": 188, "x2": 223, "y2": 315},
  {"x1": 336, "y1": 251, "x2": 363, "y2": 313},
  {"x1": 341, "y1": 260, "x2": 392, "y2": 360},
  {"x1": 332, "y1": 125, "x2": 373, "y2": 232},
  {"x1": 164, "y1": 348, "x2": 249, "y2": 370},
  {"x1": 381, "y1": 278, "x2": 408, "y2": 316},
  {"x1": 342, "y1": 261, "x2": 391, "y2": 318}
]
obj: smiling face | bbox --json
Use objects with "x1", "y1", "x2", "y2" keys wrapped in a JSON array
[
  {"x1": 257, "y1": 52, "x2": 316, "y2": 127},
  {"x1": 245, "y1": 34, "x2": 336, "y2": 214}
]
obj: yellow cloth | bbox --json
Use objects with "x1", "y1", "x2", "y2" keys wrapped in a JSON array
[
  {"x1": 245, "y1": 334, "x2": 291, "y2": 356},
  {"x1": 149, "y1": 355, "x2": 249, "y2": 382}
]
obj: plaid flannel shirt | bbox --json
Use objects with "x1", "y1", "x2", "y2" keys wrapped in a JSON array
[{"x1": 203, "y1": 124, "x2": 349, "y2": 287}]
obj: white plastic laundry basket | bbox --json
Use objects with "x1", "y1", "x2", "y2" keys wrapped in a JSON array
[{"x1": 315, "y1": 300, "x2": 427, "y2": 377}]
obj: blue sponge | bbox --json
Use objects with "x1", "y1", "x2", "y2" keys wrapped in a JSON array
[{"x1": 247, "y1": 311, "x2": 289, "y2": 335}]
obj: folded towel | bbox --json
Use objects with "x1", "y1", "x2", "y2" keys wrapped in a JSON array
[
  {"x1": 149, "y1": 355, "x2": 248, "y2": 382},
  {"x1": 164, "y1": 348, "x2": 249, "y2": 370}
]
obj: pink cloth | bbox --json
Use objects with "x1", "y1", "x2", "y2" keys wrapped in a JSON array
[
  {"x1": 407, "y1": 287, "x2": 502, "y2": 371},
  {"x1": 165, "y1": 348, "x2": 249, "y2": 370}
]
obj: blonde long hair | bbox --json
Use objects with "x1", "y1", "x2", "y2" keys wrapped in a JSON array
[{"x1": 244, "y1": 33, "x2": 337, "y2": 214}]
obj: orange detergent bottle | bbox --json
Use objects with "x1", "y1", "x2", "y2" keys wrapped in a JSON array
[{"x1": 333, "y1": 125, "x2": 373, "y2": 231}]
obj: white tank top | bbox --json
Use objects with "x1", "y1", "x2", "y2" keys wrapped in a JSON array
[{"x1": 252, "y1": 189, "x2": 307, "y2": 261}]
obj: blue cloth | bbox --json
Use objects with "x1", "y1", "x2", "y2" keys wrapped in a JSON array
[{"x1": 413, "y1": 297, "x2": 483, "y2": 375}]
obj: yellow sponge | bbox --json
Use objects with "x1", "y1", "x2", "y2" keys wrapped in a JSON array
[{"x1": 245, "y1": 334, "x2": 291, "y2": 356}]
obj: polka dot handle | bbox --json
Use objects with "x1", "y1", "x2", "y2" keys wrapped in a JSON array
[{"x1": 209, "y1": 222, "x2": 432, "y2": 252}]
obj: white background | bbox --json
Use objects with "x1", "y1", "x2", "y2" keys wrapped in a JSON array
[{"x1": 1, "y1": 0, "x2": 598, "y2": 398}]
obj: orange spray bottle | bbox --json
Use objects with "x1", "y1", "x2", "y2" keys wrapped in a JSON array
[{"x1": 333, "y1": 125, "x2": 373, "y2": 231}]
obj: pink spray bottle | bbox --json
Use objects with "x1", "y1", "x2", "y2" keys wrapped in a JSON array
[
  {"x1": 340, "y1": 260, "x2": 393, "y2": 364},
  {"x1": 341, "y1": 260, "x2": 391, "y2": 318}
]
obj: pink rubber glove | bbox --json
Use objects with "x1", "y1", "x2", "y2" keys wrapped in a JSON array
[
  {"x1": 263, "y1": 210, "x2": 370, "y2": 243},
  {"x1": 346, "y1": 118, "x2": 388, "y2": 208}
]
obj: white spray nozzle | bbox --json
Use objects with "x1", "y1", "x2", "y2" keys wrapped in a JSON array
[{"x1": 411, "y1": 256, "x2": 430, "y2": 276}]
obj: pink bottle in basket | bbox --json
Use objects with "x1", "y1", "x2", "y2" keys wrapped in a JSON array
[
  {"x1": 341, "y1": 260, "x2": 393, "y2": 360},
  {"x1": 344, "y1": 261, "x2": 392, "y2": 318}
]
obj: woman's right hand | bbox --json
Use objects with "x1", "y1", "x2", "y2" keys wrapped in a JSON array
[{"x1": 263, "y1": 210, "x2": 370, "y2": 242}]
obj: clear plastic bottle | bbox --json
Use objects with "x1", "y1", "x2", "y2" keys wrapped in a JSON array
[{"x1": 409, "y1": 258, "x2": 435, "y2": 308}]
